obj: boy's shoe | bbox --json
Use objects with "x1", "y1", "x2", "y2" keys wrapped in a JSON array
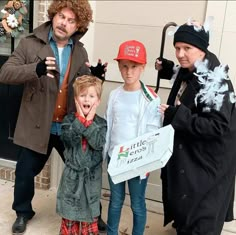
[
  {"x1": 98, "y1": 217, "x2": 107, "y2": 233},
  {"x1": 12, "y1": 216, "x2": 29, "y2": 234}
]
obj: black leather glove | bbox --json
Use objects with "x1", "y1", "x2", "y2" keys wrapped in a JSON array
[
  {"x1": 36, "y1": 59, "x2": 47, "y2": 78},
  {"x1": 90, "y1": 62, "x2": 106, "y2": 82}
]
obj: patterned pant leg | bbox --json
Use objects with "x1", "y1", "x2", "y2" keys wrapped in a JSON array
[{"x1": 59, "y1": 218, "x2": 80, "y2": 235}]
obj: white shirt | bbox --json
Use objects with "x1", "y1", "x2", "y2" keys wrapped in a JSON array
[
  {"x1": 108, "y1": 88, "x2": 141, "y2": 156},
  {"x1": 58, "y1": 47, "x2": 64, "y2": 72}
]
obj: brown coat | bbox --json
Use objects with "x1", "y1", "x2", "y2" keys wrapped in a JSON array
[{"x1": 0, "y1": 22, "x2": 91, "y2": 154}]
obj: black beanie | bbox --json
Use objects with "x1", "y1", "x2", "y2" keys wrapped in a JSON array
[{"x1": 173, "y1": 24, "x2": 209, "y2": 53}]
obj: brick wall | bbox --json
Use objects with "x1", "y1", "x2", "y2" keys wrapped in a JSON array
[
  {"x1": 37, "y1": 0, "x2": 52, "y2": 26},
  {"x1": 0, "y1": 158, "x2": 51, "y2": 190}
]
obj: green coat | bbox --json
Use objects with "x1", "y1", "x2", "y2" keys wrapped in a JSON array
[{"x1": 56, "y1": 113, "x2": 107, "y2": 222}]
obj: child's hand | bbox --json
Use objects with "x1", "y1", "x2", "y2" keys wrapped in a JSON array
[
  {"x1": 159, "y1": 104, "x2": 169, "y2": 114},
  {"x1": 86, "y1": 101, "x2": 100, "y2": 121},
  {"x1": 75, "y1": 98, "x2": 85, "y2": 118}
]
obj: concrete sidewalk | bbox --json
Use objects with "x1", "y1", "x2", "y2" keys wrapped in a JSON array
[{"x1": 0, "y1": 179, "x2": 235, "y2": 235}]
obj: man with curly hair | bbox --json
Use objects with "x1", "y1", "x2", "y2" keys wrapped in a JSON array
[{"x1": 0, "y1": 0, "x2": 107, "y2": 234}]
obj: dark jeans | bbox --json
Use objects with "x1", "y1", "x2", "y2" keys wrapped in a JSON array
[{"x1": 12, "y1": 134, "x2": 65, "y2": 219}]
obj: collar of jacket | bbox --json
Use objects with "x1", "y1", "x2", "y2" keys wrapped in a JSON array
[
  {"x1": 205, "y1": 51, "x2": 220, "y2": 70},
  {"x1": 32, "y1": 21, "x2": 88, "y2": 45},
  {"x1": 178, "y1": 68, "x2": 194, "y2": 82},
  {"x1": 140, "y1": 80, "x2": 157, "y2": 102}
]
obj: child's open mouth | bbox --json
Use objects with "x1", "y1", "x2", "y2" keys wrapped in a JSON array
[{"x1": 83, "y1": 104, "x2": 91, "y2": 109}]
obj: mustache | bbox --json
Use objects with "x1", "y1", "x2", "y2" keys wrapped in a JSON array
[{"x1": 56, "y1": 26, "x2": 67, "y2": 33}]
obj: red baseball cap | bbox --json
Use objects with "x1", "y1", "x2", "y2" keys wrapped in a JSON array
[{"x1": 114, "y1": 40, "x2": 147, "y2": 64}]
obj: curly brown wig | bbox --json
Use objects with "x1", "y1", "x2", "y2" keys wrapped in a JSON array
[{"x1": 47, "y1": 0, "x2": 93, "y2": 33}]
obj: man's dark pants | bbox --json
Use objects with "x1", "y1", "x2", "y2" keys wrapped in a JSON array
[{"x1": 12, "y1": 134, "x2": 65, "y2": 219}]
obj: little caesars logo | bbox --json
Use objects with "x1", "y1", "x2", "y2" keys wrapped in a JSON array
[{"x1": 124, "y1": 45, "x2": 140, "y2": 58}]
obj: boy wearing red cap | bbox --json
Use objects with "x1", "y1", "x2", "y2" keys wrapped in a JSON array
[
  {"x1": 104, "y1": 40, "x2": 162, "y2": 235},
  {"x1": 156, "y1": 19, "x2": 236, "y2": 235}
]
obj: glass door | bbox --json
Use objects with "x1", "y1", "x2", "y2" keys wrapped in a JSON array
[{"x1": 0, "y1": 0, "x2": 33, "y2": 161}]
